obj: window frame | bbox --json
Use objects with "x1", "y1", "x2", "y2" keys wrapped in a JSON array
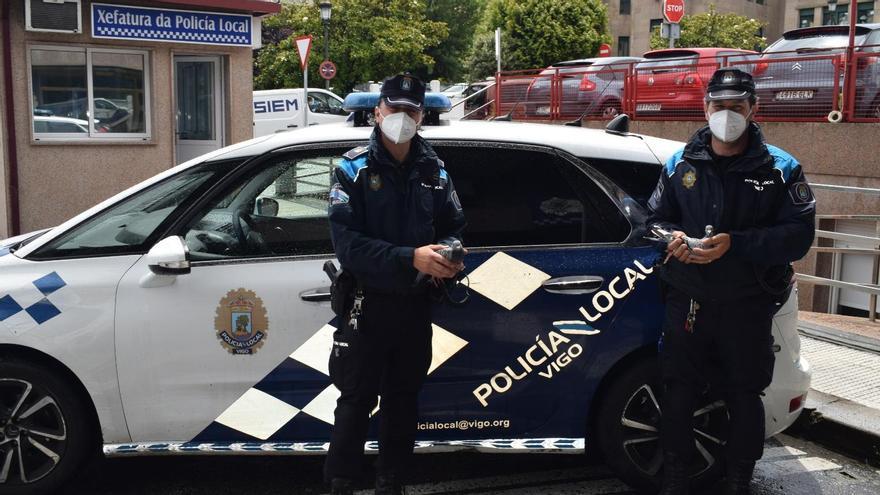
[
  {"x1": 28, "y1": 44, "x2": 152, "y2": 142},
  {"x1": 167, "y1": 139, "x2": 639, "y2": 269}
]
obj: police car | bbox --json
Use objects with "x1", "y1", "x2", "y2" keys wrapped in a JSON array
[{"x1": 0, "y1": 94, "x2": 810, "y2": 494}]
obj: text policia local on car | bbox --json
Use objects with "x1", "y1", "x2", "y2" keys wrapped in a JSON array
[{"x1": 473, "y1": 260, "x2": 655, "y2": 407}]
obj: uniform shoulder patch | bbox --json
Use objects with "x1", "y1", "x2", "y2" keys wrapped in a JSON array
[
  {"x1": 789, "y1": 181, "x2": 815, "y2": 205},
  {"x1": 342, "y1": 146, "x2": 369, "y2": 161},
  {"x1": 338, "y1": 156, "x2": 368, "y2": 182}
]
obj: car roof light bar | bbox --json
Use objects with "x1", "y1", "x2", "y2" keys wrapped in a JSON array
[{"x1": 343, "y1": 92, "x2": 452, "y2": 127}]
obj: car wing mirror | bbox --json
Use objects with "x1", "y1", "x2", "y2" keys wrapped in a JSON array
[
  {"x1": 146, "y1": 236, "x2": 191, "y2": 276},
  {"x1": 256, "y1": 197, "x2": 279, "y2": 217}
]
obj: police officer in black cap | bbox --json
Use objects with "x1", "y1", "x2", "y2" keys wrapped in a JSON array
[
  {"x1": 324, "y1": 73, "x2": 466, "y2": 495},
  {"x1": 647, "y1": 68, "x2": 815, "y2": 495}
]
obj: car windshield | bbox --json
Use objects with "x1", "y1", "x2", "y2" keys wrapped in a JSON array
[
  {"x1": 636, "y1": 54, "x2": 697, "y2": 69},
  {"x1": 764, "y1": 33, "x2": 869, "y2": 58}
]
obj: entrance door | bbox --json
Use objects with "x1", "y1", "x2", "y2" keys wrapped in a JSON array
[{"x1": 175, "y1": 56, "x2": 223, "y2": 164}]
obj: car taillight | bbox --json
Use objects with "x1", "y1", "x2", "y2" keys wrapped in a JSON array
[
  {"x1": 789, "y1": 393, "x2": 806, "y2": 413},
  {"x1": 579, "y1": 75, "x2": 596, "y2": 92},
  {"x1": 753, "y1": 61, "x2": 769, "y2": 75},
  {"x1": 675, "y1": 74, "x2": 702, "y2": 87}
]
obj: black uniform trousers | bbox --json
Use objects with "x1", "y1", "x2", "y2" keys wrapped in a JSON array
[
  {"x1": 324, "y1": 290, "x2": 433, "y2": 482},
  {"x1": 659, "y1": 287, "x2": 777, "y2": 462}
]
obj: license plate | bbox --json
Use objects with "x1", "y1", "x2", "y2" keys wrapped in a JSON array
[
  {"x1": 636, "y1": 103, "x2": 662, "y2": 112},
  {"x1": 775, "y1": 90, "x2": 814, "y2": 101},
  {"x1": 536, "y1": 105, "x2": 551, "y2": 115}
]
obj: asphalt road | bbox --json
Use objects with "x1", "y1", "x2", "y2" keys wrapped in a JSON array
[{"x1": 62, "y1": 433, "x2": 880, "y2": 494}]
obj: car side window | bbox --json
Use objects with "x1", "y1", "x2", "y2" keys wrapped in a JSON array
[
  {"x1": 28, "y1": 160, "x2": 238, "y2": 260},
  {"x1": 434, "y1": 144, "x2": 630, "y2": 247},
  {"x1": 182, "y1": 148, "x2": 352, "y2": 261},
  {"x1": 308, "y1": 92, "x2": 332, "y2": 114}
]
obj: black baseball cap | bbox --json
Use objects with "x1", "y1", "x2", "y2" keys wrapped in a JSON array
[
  {"x1": 379, "y1": 73, "x2": 426, "y2": 110},
  {"x1": 706, "y1": 67, "x2": 756, "y2": 101}
]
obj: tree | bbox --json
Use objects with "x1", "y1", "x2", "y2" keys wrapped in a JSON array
[
  {"x1": 649, "y1": 5, "x2": 767, "y2": 51},
  {"x1": 421, "y1": 0, "x2": 487, "y2": 83},
  {"x1": 467, "y1": 0, "x2": 610, "y2": 79},
  {"x1": 255, "y1": 0, "x2": 448, "y2": 94}
]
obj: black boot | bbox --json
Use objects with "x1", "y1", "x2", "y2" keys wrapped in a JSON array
[
  {"x1": 375, "y1": 473, "x2": 405, "y2": 495},
  {"x1": 330, "y1": 478, "x2": 354, "y2": 495},
  {"x1": 722, "y1": 460, "x2": 755, "y2": 495},
  {"x1": 658, "y1": 451, "x2": 690, "y2": 495}
]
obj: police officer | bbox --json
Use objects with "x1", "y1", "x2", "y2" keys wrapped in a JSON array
[
  {"x1": 647, "y1": 68, "x2": 815, "y2": 495},
  {"x1": 324, "y1": 74, "x2": 466, "y2": 495}
]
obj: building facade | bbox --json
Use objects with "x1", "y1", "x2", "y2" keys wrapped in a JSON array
[
  {"x1": 606, "y1": 0, "x2": 783, "y2": 58},
  {"x1": 605, "y1": 0, "x2": 876, "y2": 59},
  {"x1": 0, "y1": 0, "x2": 280, "y2": 238}
]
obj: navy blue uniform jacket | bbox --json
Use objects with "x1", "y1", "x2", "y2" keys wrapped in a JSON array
[
  {"x1": 328, "y1": 129, "x2": 466, "y2": 291},
  {"x1": 647, "y1": 123, "x2": 816, "y2": 301}
]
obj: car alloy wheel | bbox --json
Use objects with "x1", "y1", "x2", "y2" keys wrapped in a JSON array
[
  {"x1": 618, "y1": 383, "x2": 728, "y2": 478},
  {"x1": 596, "y1": 358, "x2": 727, "y2": 491},
  {"x1": 0, "y1": 379, "x2": 67, "y2": 485}
]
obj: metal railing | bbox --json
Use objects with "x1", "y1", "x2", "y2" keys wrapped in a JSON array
[
  {"x1": 492, "y1": 45, "x2": 880, "y2": 123},
  {"x1": 795, "y1": 183, "x2": 880, "y2": 321}
]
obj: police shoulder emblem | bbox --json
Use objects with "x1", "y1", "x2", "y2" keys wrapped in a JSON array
[
  {"x1": 369, "y1": 173, "x2": 382, "y2": 191},
  {"x1": 682, "y1": 170, "x2": 697, "y2": 189},
  {"x1": 215, "y1": 288, "x2": 269, "y2": 355}
]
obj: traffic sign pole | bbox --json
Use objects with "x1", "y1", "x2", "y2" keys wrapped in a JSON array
[
  {"x1": 661, "y1": 0, "x2": 684, "y2": 48},
  {"x1": 294, "y1": 35, "x2": 313, "y2": 127}
]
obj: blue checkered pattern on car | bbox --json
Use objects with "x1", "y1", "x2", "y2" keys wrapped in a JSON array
[{"x1": 0, "y1": 272, "x2": 67, "y2": 325}]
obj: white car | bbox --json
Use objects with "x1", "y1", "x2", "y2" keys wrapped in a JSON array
[{"x1": 0, "y1": 96, "x2": 810, "y2": 494}]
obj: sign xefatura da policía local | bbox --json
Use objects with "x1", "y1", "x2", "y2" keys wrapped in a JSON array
[{"x1": 92, "y1": 3, "x2": 254, "y2": 47}]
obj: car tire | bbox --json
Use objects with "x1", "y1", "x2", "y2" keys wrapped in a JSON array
[
  {"x1": 0, "y1": 358, "x2": 95, "y2": 495},
  {"x1": 595, "y1": 358, "x2": 728, "y2": 492}
]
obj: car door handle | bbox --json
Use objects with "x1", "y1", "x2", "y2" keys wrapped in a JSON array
[
  {"x1": 300, "y1": 287, "x2": 331, "y2": 302},
  {"x1": 542, "y1": 276, "x2": 604, "y2": 295}
]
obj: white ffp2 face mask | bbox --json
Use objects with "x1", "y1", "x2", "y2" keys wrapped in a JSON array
[
  {"x1": 707, "y1": 109, "x2": 750, "y2": 143},
  {"x1": 379, "y1": 111, "x2": 418, "y2": 144}
]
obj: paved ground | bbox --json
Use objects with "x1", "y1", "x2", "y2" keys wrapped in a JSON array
[{"x1": 62, "y1": 433, "x2": 880, "y2": 494}]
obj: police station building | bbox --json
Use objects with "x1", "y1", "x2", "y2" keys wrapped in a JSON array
[{"x1": 0, "y1": 0, "x2": 281, "y2": 238}]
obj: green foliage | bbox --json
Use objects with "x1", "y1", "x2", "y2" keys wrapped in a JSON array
[
  {"x1": 649, "y1": 5, "x2": 767, "y2": 51},
  {"x1": 468, "y1": 0, "x2": 610, "y2": 79},
  {"x1": 422, "y1": 0, "x2": 487, "y2": 82},
  {"x1": 255, "y1": 0, "x2": 448, "y2": 93}
]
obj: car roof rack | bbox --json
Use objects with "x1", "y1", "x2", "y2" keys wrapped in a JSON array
[{"x1": 343, "y1": 92, "x2": 452, "y2": 127}]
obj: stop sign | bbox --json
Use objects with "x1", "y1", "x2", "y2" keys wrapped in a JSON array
[
  {"x1": 598, "y1": 43, "x2": 611, "y2": 57},
  {"x1": 663, "y1": 0, "x2": 685, "y2": 24}
]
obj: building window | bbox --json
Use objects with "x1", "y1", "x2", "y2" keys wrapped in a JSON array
[
  {"x1": 800, "y1": 8, "x2": 815, "y2": 27},
  {"x1": 650, "y1": 18, "x2": 663, "y2": 34},
  {"x1": 823, "y1": 2, "x2": 875, "y2": 25},
  {"x1": 620, "y1": 0, "x2": 631, "y2": 15},
  {"x1": 30, "y1": 45, "x2": 150, "y2": 141},
  {"x1": 618, "y1": 36, "x2": 630, "y2": 56},
  {"x1": 756, "y1": 0, "x2": 765, "y2": 4}
]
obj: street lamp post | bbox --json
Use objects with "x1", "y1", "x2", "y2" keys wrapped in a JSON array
[{"x1": 319, "y1": 1, "x2": 332, "y2": 90}]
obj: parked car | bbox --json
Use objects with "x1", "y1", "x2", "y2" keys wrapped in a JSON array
[
  {"x1": 441, "y1": 83, "x2": 469, "y2": 100},
  {"x1": 754, "y1": 23, "x2": 880, "y2": 119},
  {"x1": 0, "y1": 94, "x2": 810, "y2": 494},
  {"x1": 460, "y1": 80, "x2": 496, "y2": 119},
  {"x1": 634, "y1": 48, "x2": 759, "y2": 117},
  {"x1": 524, "y1": 57, "x2": 642, "y2": 119}
]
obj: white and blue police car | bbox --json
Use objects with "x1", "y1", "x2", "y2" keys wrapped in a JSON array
[{"x1": 0, "y1": 94, "x2": 810, "y2": 494}]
